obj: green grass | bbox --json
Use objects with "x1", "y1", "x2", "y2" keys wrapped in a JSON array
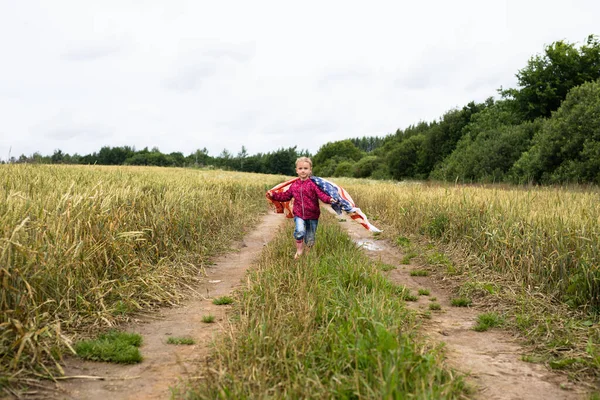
[
  {"x1": 201, "y1": 315, "x2": 216, "y2": 323},
  {"x1": 473, "y1": 312, "x2": 504, "y2": 332},
  {"x1": 404, "y1": 293, "x2": 418, "y2": 302},
  {"x1": 418, "y1": 289, "x2": 430, "y2": 296},
  {"x1": 450, "y1": 297, "x2": 472, "y2": 307},
  {"x1": 396, "y1": 236, "x2": 411, "y2": 247},
  {"x1": 74, "y1": 330, "x2": 142, "y2": 364},
  {"x1": 378, "y1": 262, "x2": 396, "y2": 272},
  {"x1": 167, "y1": 337, "x2": 195, "y2": 345},
  {"x1": 212, "y1": 296, "x2": 234, "y2": 305},
  {"x1": 429, "y1": 303, "x2": 442, "y2": 311},
  {"x1": 410, "y1": 269, "x2": 429, "y2": 277},
  {"x1": 183, "y1": 219, "x2": 466, "y2": 398},
  {"x1": 401, "y1": 252, "x2": 418, "y2": 264}
]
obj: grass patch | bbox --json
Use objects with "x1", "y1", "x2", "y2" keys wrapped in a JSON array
[
  {"x1": 473, "y1": 312, "x2": 503, "y2": 332},
  {"x1": 212, "y1": 296, "x2": 234, "y2": 305},
  {"x1": 396, "y1": 236, "x2": 411, "y2": 248},
  {"x1": 401, "y1": 252, "x2": 418, "y2": 264},
  {"x1": 378, "y1": 262, "x2": 396, "y2": 272},
  {"x1": 429, "y1": 303, "x2": 442, "y2": 311},
  {"x1": 410, "y1": 269, "x2": 429, "y2": 277},
  {"x1": 420, "y1": 311, "x2": 432, "y2": 319},
  {"x1": 74, "y1": 330, "x2": 142, "y2": 364},
  {"x1": 427, "y1": 251, "x2": 453, "y2": 268},
  {"x1": 167, "y1": 337, "x2": 195, "y2": 345},
  {"x1": 404, "y1": 293, "x2": 418, "y2": 302},
  {"x1": 450, "y1": 297, "x2": 472, "y2": 307},
  {"x1": 460, "y1": 281, "x2": 498, "y2": 297},
  {"x1": 183, "y1": 219, "x2": 467, "y2": 398},
  {"x1": 418, "y1": 289, "x2": 430, "y2": 296},
  {"x1": 201, "y1": 315, "x2": 216, "y2": 323}
]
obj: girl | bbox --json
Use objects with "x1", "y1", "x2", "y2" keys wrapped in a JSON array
[{"x1": 266, "y1": 157, "x2": 337, "y2": 259}]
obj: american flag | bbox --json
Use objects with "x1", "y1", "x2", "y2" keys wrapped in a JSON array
[
  {"x1": 266, "y1": 176, "x2": 381, "y2": 232},
  {"x1": 265, "y1": 177, "x2": 298, "y2": 218}
]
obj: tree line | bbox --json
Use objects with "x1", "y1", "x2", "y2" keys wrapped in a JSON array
[{"x1": 7, "y1": 35, "x2": 600, "y2": 184}]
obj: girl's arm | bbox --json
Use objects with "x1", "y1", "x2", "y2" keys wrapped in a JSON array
[
  {"x1": 313, "y1": 182, "x2": 333, "y2": 204},
  {"x1": 268, "y1": 189, "x2": 293, "y2": 202}
]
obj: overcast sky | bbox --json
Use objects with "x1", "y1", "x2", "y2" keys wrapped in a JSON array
[{"x1": 1, "y1": 1, "x2": 598, "y2": 160}]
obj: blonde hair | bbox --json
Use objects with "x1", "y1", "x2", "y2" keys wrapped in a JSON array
[{"x1": 295, "y1": 156, "x2": 312, "y2": 168}]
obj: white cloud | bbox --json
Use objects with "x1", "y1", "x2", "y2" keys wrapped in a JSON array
[{"x1": 1, "y1": 0, "x2": 599, "y2": 160}]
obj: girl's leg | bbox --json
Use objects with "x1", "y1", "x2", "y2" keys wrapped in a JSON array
[
  {"x1": 293, "y1": 217, "x2": 307, "y2": 259},
  {"x1": 295, "y1": 240, "x2": 304, "y2": 259},
  {"x1": 304, "y1": 220, "x2": 319, "y2": 248}
]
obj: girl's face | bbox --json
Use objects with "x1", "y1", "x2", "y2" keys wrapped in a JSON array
[{"x1": 296, "y1": 161, "x2": 312, "y2": 180}]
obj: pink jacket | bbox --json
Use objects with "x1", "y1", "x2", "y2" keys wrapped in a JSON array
[{"x1": 269, "y1": 178, "x2": 331, "y2": 220}]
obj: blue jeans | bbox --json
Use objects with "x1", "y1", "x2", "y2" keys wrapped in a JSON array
[{"x1": 294, "y1": 217, "x2": 319, "y2": 247}]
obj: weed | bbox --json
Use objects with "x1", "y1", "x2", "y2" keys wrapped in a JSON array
[
  {"x1": 427, "y1": 251, "x2": 453, "y2": 267},
  {"x1": 426, "y1": 213, "x2": 449, "y2": 238},
  {"x1": 521, "y1": 354, "x2": 545, "y2": 363},
  {"x1": 202, "y1": 315, "x2": 216, "y2": 323},
  {"x1": 402, "y1": 252, "x2": 418, "y2": 264},
  {"x1": 460, "y1": 281, "x2": 498, "y2": 297},
  {"x1": 396, "y1": 236, "x2": 411, "y2": 248},
  {"x1": 418, "y1": 289, "x2": 430, "y2": 296},
  {"x1": 429, "y1": 303, "x2": 442, "y2": 311},
  {"x1": 450, "y1": 297, "x2": 472, "y2": 307},
  {"x1": 378, "y1": 263, "x2": 396, "y2": 272},
  {"x1": 74, "y1": 330, "x2": 142, "y2": 363},
  {"x1": 213, "y1": 296, "x2": 234, "y2": 305},
  {"x1": 167, "y1": 337, "x2": 195, "y2": 345},
  {"x1": 473, "y1": 312, "x2": 503, "y2": 332},
  {"x1": 549, "y1": 358, "x2": 581, "y2": 370},
  {"x1": 410, "y1": 270, "x2": 429, "y2": 277},
  {"x1": 404, "y1": 294, "x2": 418, "y2": 302}
]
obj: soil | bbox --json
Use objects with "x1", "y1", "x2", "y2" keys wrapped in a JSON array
[{"x1": 27, "y1": 212, "x2": 588, "y2": 399}]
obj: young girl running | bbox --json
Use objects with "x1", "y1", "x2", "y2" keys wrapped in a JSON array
[{"x1": 266, "y1": 157, "x2": 337, "y2": 259}]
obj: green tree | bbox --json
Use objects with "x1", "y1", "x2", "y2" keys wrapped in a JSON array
[
  {"x1": 51, "y1": 149, "x2": 64, "y2": 164},
  {"x1": 350, "y1": 136, "x2": 384, "y2": 152},
  {"x1": 431, "y1": 100, "x2": 532, "y2": 182},
  {"x1": 510, "y1": 79, "x2": 600, "y2": 184},
  {"x1": 501, "y1": 35, "x2": 600, "y2": 121},
  {"x1": 189, "y1": 148, "x2": 212, "y2": 166},
  {"x1": 264, "y1": 147, "x2": 298, "y2": 176},
  {"x1": 387, "y1": 134, "x2": 427, "y2": 180},
  {"x1": 352, "y1": 155, "x2": 384, "y2": 178},
  {"x1": 333, "y1": 161, "x2": 354, "y2": 177},
  {"x1": 313, "y1": 140, "x2": 363, "y2": 168}
]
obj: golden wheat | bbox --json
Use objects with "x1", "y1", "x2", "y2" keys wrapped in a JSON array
[
  {"x1": 337, "y1": 179, "x2": 600, "y2": 312},
  {"x1": 0, "y1": 164, "x2": 280, "y2": 375}
]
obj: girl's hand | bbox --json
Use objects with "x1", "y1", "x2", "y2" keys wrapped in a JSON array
[
  {"x1": 266, "y1": 191, "x2": 273, "y2": 199},
  {"x1": 330, "y1": 198, "x2": 338, "y2": 204}
]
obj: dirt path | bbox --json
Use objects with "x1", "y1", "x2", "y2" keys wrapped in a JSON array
[
  {"x1": 35, "y1": 212, "x2": 588, "y2": 399},
  {"x1": 44, "y1": 212, "x2": 284, "y2": 400},
  {"x1": 341, "y1": 219, "x2": 588, "y2": 400}
]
